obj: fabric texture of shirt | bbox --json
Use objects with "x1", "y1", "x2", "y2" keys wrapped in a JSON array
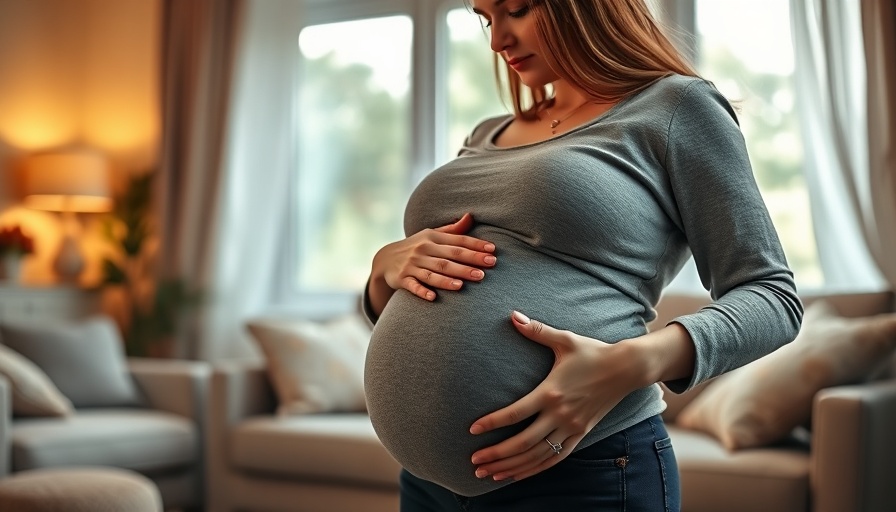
[{"x1": 363, "y1": 74, "x2": 803, "y2": 497}]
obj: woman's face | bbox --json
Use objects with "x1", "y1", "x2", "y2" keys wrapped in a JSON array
[{"x1": 471, "y1": 0, "x2": 560, "y2": 88}]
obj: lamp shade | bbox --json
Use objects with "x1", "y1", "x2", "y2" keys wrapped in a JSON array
[{"x1": 24, "y1": 150, "x2": 113, "y2": 213}]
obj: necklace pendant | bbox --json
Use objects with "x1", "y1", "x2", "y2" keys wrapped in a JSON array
[{"x1": 550, "y1": 120, "x2": 560, "y2": 129}]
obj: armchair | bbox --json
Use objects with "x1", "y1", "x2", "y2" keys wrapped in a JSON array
[{"x1": 0, "y1": 357, "x2": 210, "y2": 511}]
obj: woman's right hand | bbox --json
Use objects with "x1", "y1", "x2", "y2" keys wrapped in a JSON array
[{"x1": 369, "y1": 213, "x2": 497, "y2": 311}]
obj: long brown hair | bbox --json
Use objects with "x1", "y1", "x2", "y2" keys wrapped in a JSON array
[{"x1": 495, "y1": 0, "x2": 699, "y2": 120}]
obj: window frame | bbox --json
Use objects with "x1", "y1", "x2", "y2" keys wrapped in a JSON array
[{"x1": 274, "y1": 0, "x2": 465, "y2": 316}]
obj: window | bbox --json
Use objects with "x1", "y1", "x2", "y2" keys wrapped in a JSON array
[
  {"x1": 295, "y1": 16, "x2": 413, "y2": 291},
  {"x1": 291, "y1": 0, "x2": 509, "y2": 300},
  {"x1": 692, "y1": 0, "x2": 821, "y2": 287},
  {"x1": 648, "y1": 0, "x2": 821, "y2": 291},
  {"x1": 444, "y1": 7, "x2": 506, "y2": 164},
  {"x1": 289, "y1": 0, "x2": 824, "y2": 304}
]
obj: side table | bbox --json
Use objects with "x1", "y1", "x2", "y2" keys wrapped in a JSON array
[{"x1": 0, "y1": 285, "x2": 102, "y2": 323}]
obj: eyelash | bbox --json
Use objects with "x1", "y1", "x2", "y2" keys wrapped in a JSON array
[
  {"x1": 482, "y1": 6, "x2": 530, "y2": 28},
  {"x1": 509, "y1": 6, "x2": 530, "y2": 18}
]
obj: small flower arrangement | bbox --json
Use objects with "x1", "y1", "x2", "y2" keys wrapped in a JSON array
[{"x1": 0, "y1": 225, "x2": 35, "y2": 258}]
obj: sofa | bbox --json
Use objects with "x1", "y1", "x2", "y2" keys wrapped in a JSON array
[
  {"x1": 0, "y1": 315, "x2": 210, "y2": 511},
  {"x1": 654, "y1": 290, "x2": 896, "y2": 512},
  {"x1": 207, "y1": 360, "x2": 401, "y2": 512},
  {"x1": 207, "y1": 291, "x2": 896, "y2": 512}
]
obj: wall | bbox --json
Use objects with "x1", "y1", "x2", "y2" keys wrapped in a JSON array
[{"x1": 0, "y1": 0, "x2": 159, "y2": 286}]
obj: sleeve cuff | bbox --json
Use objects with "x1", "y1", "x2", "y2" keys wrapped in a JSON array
[{"x1": 360, "y1": 279, "x2": 379, "y2": 327}]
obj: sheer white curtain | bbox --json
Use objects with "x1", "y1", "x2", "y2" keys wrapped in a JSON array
[
  {"x1": 200, "y1": 0, "x2": 304, "y2": 360},
  {"x1": 790, "y1": 0, "x2": 886, "y2": 289}
]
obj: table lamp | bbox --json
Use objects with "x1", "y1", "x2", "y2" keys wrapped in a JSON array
[{"x1": 24, "y1": 149, "x2": 113, "y2": 284}]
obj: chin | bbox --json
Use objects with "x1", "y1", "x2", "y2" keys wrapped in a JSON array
[{"x1": 515, "y1": 72, "x2": 559, "y2": 90}]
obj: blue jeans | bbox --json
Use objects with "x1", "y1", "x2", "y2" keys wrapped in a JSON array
[{"x1": 400, "y1": 415, "x2": 680, "y2": 512}]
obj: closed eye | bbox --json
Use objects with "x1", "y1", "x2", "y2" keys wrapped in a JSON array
[
  {"x1": 508, "y1": 6, "x2": 530, "y2": 18},
  {"x1": 474, "y1": 4, "x2": 530, "y2": 28}
]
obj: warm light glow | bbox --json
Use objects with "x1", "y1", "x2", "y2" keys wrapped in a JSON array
[
  {"x1": 0, "y1": 95, "x2": 80, "y2": 149},
  {"x1": 24, "y1": 150, "x2": 113, "y2": 213},
  {"x1": 24, "y1": 195, "x2": 113, "y2": 213},
  {"x1": 83, "y1": 94, "x2": 160, "y2": 153},
  {"x1": 0, "y1": 5, "x2": 82, "y2": 150},
  {"x1": 82, "y1": 0, "x2": 160, "y2": 157}
]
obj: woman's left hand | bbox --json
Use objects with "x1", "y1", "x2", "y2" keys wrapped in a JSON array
[{"x1": 468, "y1": 311, "x2": 647, "y2": 482}]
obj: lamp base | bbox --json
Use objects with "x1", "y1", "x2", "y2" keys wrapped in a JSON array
[
  {"x1": 1, "y1": 255, "x2": 24, "y2": 285},
  {"x1": 53, "y1": 234, "x2": 85, "y2": 284}
]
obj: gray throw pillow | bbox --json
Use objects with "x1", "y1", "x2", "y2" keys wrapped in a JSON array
[{"x1": 0, "y1": 316, "x2": 141, "y2": 408}]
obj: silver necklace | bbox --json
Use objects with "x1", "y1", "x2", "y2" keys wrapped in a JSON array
[{"x1": 547, "y1": 99, "x2": 593, "y2": 134}]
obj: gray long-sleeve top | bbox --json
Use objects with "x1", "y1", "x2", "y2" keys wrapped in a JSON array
[{"x1": 363, "y1": 74, "x2": 803, "y2": 496}]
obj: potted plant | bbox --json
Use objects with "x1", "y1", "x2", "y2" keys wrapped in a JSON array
[
  {"x1": 0, "y1": 225, "x2": 35, "y2": 283},
  {"x1": 101, "y1": 172, "x2": 202, "y2": 357}
]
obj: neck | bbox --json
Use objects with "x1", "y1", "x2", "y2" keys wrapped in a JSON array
[
  {"x1": 549, "y1": 81, "x2": 591, "y2": 111},
  {"x1": 545, "y1": 98, "x2": 593, "y2": 133},
  {"x1": 552, "y1": 97, "x2": 590, "y2": 111}
]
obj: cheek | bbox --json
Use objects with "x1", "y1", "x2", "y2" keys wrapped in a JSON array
[
  {"x1": 523, "y1": 21, "x2": 556, "y2": 67},
  {"x1": 534, "y1": 44, "x2": 562, "y2": 80},
  {"x1": 523, "y1": 20, "x2": 542, "y2": 46},
  {"x1": 532, "y1": 29, "x2": 557, "y2": 68}
]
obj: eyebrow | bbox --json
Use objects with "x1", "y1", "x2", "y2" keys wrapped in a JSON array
[{"x1": 471, "y1": 0, "x2": 506, "y2": 15}]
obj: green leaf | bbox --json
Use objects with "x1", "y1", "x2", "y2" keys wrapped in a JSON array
[{"x1": 101, "y1": 259, "x2": 127, "y2": 285}]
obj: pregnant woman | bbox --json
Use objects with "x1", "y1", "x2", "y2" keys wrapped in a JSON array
[{"x1": 363, "y1": 1, "x2": 803, "y2": 510}]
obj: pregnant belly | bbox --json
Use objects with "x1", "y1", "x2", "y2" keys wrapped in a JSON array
[
  {"x1": 365, "y1": 286, "x2": 553, "y2": 497},
  {"x1": 364, "y1": 234, "x2": 643, "y2": 497}
]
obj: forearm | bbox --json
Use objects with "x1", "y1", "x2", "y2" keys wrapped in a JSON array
[
  {"x1": 367, "y1": 273, "x2": 394, "y2": 319},
  {"x1": 618, "y1": 322, "x2": 696, "y2": 389}
]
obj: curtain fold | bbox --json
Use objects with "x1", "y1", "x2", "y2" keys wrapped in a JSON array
[
  {"x1": 790, "y1": 0, "x2": 885, "y2": 289},
  {"x1": 199, "y1": 0, "x2": 305, "y2": 360},
  {"x1": 860, "y1": 0, "x2": 896, "y2": 285},
  {"x1": 158, "y1": 0, "x2": 245, "y2": 358}
]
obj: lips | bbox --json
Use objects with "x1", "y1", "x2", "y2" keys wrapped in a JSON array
[{"x1": 506, "y1": 55, "x2": 533, "y2": 67}]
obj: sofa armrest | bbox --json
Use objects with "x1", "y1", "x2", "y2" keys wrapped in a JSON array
[
  {"x1": 811, "y1": 379, "x2": 896, "y2": 512},
  {"x1": 128, "y1": 357, "x2": 211, "y2": 424},
  {"x1": 0, "y1": 375, "x2": 10, "y2": 477},
  {"x1": 206, "y1": 361, "x2": 276, "y2": 511},
  {"x1": 209, "y1": 361, "x2": 276, "y2": 424}
]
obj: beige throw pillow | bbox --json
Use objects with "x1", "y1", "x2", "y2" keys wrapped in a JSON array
[
  {"x1": 0, "y1": 343, "x2": 74, "y2": 417},
  {"x1": 677, "y1": 300, "x2": 896, "y2": 450},
  {"x1": 246, "y1": 314, "x2": 371, "y2": 416}
]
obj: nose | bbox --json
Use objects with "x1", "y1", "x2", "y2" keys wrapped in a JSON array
[{"x1": 489, "y1": 20, "x2": 512, "y2": 53}]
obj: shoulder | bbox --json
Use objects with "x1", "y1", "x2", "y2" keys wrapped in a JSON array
[
  {"x1": 639, "y1": 74, "x2": 730, "y2": 112},
  {"x1": 609, "y1": 74, "x2": 737, "y2": 136},
  {"x1": 659, "y1": 75, "x2": 737, "y2": 123},
  {"x1": 659, "y1": 76, "x2": 751, "y2": 167},
  {"x1": 621, "y1": 74, "x2": 741, "y2": 144}
]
